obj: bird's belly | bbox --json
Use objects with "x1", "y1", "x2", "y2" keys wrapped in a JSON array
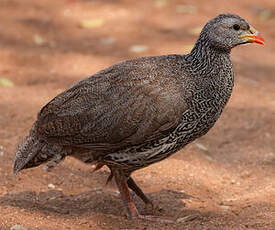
[{"x1": 104, "y1": 138, "x2": 180, "y2": 171}]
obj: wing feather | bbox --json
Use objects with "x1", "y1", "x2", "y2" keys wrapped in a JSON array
[{"x1": 36, "y1": 55, "x2": 187, "y2": 153}]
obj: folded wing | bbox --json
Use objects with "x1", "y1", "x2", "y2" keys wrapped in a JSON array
[{"x1": 36, "y1": 55, "x2": 187, "y2": 153}]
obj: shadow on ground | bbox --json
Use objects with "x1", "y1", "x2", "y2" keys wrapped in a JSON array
[{"x1": 0, "y1": 189, "x2": 192, "y2": 217}]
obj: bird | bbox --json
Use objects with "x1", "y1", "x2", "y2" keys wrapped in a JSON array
[{"x1": 14, "y1": 14, "x2": 264, "y2": 222}]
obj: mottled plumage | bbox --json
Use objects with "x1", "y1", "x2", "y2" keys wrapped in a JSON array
[{"x1": 14, "y1": 14, "x2": 264, "y2": 221}]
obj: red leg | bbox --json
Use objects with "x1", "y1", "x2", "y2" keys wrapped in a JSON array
[
  {"x1": 127, "y1": 176, "x2": 162, "y2": 214},
  {"x1": 112, "y1": 168, "x2": 174, "y2": 223},
  {"x1": 127, "y1": 177, "x2": 152, "y2": 205},
  {"x1": 113, "y1": 168, "x2": 139, "y2": 218}
]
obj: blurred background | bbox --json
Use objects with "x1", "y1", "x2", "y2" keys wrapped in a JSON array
[{"x1": 0, "y1": 0, "x2": 274, "y2": 229}]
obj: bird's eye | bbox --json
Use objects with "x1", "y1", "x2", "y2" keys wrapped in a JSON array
[{"x1": 233, "y1": 24, "x2": 240, "y2": 31}]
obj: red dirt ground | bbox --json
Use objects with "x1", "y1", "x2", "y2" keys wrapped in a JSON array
[{"x1": 0, "y1": 0, "x2": 274, "y2": 229}]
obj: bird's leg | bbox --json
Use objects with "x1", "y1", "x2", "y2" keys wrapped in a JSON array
[
  {"x1": 112, "y1": 168, "x2": 174, "y2": 223},
  {"x1": 127, "y1": 177, "x2": 151, "y2": 204},
  {"x1": 112, "y1": 168, "x2": 139, "y2": 218},
  {"x1": 127, "y1": 177, "x2": 161, "y2": 213}
]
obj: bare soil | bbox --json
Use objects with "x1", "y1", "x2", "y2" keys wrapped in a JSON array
[{"x1": 0, "y1": 0, "x2": 274, "y2": 229}]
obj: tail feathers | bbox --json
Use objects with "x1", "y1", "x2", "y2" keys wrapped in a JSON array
[{"x1": 13, "y1": 133, "x2": 45, "y2": 175}]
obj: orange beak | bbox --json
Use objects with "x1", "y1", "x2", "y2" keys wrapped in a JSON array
[{"x1": 240, "y1": 25, "x2": 264, "y2": 45}]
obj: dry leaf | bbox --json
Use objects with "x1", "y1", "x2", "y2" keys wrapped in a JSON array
[
  {"x1": 79, "y1": 19, "x2": 105, "y2": 28},
  {"x1": 0, "y1": 78, "x2": 14, "y2": 87}
]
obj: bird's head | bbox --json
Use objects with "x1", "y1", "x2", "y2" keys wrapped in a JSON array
[{"x1": 200, "y1": 14, "x2": 264, "y2": 51}]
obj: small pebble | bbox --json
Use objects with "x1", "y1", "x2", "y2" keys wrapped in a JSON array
[
  {"x1": 0, "y1": 151, "x2": 4, "y2": 156},
  {"x1": 48, "y1": 183, "x2": 55, "y2": 189}
]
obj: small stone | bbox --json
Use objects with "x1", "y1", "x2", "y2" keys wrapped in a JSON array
[
  {"x1": 48, "y1": 183, "x2": 55, "y2": 189},
  {"x1": 0, "y1": 151, "x2": 4, "y2": 156}
]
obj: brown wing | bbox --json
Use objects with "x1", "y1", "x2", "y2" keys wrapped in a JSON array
[{"x1": 36, "y1": 55, "x2": 187, "y2": 152}]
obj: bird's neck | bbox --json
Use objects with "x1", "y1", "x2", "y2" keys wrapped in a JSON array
[
  {"x1": 184, "y1": 35, "x2": 234, "y2": 110},
  {"x1": 185, "y1": 36, "x2": 232, "y2": 76}
]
